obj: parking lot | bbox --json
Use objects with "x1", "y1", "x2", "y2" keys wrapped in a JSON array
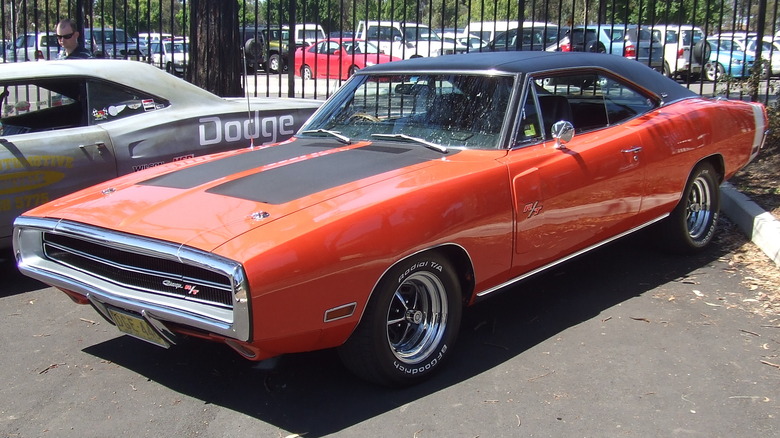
[{"x1": 1, "y1": 224, "x2": 777, "y2": 437}]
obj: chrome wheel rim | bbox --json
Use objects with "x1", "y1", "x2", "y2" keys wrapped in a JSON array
[
  {"x1": 686, "y1": 175, "x2": 713, "y2": 240},
  {"x1": 386, "y1": 271, "x2": 448, "y2": 364}
]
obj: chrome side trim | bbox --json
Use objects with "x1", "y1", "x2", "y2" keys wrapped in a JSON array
[
  {"x1": 13, "y1": 217, "x2": 251, "y2": 342},
  {"x1": 476, "y1": 215, "x2": 669, "y2": 298}
]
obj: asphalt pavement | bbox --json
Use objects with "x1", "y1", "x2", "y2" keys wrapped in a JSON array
[{"x1": 0, "y1": 217, "x2": 778, "y2": 437}]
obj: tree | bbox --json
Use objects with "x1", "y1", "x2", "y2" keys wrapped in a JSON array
[{"x1": 186, "y1": 0, "x2": 243, "y2": 97}]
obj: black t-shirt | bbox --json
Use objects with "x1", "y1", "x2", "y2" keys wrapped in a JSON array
[{"x1": 66, "y1": 46, "x2": 93, "y2": 59}]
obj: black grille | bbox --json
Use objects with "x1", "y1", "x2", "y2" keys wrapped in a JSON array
[{"x1": 42, "y1": 233, "x2": 234, "y2": 308}]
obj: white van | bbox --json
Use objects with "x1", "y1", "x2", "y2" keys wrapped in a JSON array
[
  {"x1": 355, "y1": 20, "x2": 454, "y2": 59},
  {"x1": 295, "y1": 23, "x2": 325, "y2": 46}
]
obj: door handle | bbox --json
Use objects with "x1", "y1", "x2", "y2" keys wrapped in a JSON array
[
  {"x1": 621, "y1": 146, "x2": 642, "y2": 162},
  {"x1": 79, "y1": 142, "x2": 106, "y2": 155}
]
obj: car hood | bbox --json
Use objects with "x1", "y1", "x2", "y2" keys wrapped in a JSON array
[{"x1": 25, "y1": 137, "x2": 451, "y2": 252}]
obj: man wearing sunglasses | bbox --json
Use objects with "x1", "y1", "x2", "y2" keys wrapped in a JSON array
[{"x1": 56, "y1": 19, "x2": 93, "y2": 59}]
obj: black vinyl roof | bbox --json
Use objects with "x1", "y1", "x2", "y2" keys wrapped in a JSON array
[{"x1": 360, "y1": 51, "x2": 697, "y2": 103}]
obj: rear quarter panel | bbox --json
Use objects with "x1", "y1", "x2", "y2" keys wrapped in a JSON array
[{"x1": 637, "y1": 97, "x2": 761, "y2": 218}]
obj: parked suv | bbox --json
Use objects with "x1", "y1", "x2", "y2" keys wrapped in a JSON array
[
  {"x1": 148, "y1": 38, "x2": 188, "y2": 75},
  {"x1": 549, "y1": 25, "x2": 664, "y2": 72},
  {"x1": 650, "y1": 24, "x2": 705, "y2": 77},
  {"x1": 85, "y1": 27, "x2": 143, "y2": 59},
  {"x1": 241, "y1": 23, "x2": 325, "y2": 72},
  {"x1": 355, "y1": 20, "x2": 459, "y2": 59},
  {"x1": 5, "y1": 32, "x2": 59, "y2": 62}
]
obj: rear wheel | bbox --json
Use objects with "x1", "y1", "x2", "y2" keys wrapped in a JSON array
[
  {"x1": 338, "y1": 252, "x2": 462, "y2": 387},
  {"x1": 662, "y1": 61, "x2": 672, "y2": 77},
  {"x1": 301, "y1": 65, "x2": 313, "y2": 80},
  {"x1": 348, "y1": 65, "x2": 359, "y2": 77},
  {"x1": 658, "y1": 162, "x2": 721, "y2": 253}
]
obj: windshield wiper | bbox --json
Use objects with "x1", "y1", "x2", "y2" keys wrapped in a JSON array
[
  {"x1": 301, "y1": 129, "x2": 351, "y2": 144},
  {"x1": 371, "y1": 133, "x2": 448, "y2": 153}
]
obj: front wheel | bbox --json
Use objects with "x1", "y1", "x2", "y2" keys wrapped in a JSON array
[
  {"x1": 657, "y1": 162, "x2": 721, "y2": 253},
  {"x1": 338, "y1": 253, "x2": 462, "y2": 387},
  {"x1": 268, "y1": 53, "x2": 281, "y2": 73}
]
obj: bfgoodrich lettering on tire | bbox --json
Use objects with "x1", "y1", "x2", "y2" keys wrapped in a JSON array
[
  {"x1": 338, "y1": 252, "x2": 462, "y2": 387},
  {"x1": 659, "y1": 162, "x2": 721, "y2": 253}
]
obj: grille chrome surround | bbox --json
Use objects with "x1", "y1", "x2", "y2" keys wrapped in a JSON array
[
  {"x1": 42, "y1": 232, "x2": 234, "y2": 308},
  {"x1": 13, "y1": 217, "x2": 251, "y2": 342}
]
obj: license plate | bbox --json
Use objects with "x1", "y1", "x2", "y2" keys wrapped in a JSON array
[{"x1": 107, "y1": 307, "x2": 170, "y2": 348}]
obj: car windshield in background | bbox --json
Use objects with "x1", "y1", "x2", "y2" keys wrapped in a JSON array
[
  {"x1": 401, "y1": 26, "x2": 442, "y2": 41},
  {"x1": 90, "y1": 29, "x2": 131, "y2": 43},
  {"x1": 343, "y1": 40, "x2": 382, "y2": 54},
  {"x1": 166, "y1": 42, "x2": 187, "y2": 53},
  {"x1": 299, "y1": 73, "x2": 514, "y2": 149},
  {"x1": 714, "y1": 39, "x2": 741, "y2": 51}
]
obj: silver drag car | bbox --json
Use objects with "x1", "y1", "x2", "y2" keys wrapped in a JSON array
[{"x1": 0, "y1": 60, "x2": 320, "y2": 248}]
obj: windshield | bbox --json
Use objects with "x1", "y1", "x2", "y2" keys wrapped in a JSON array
[
  {"x1": 401, "y1": 25, "x2": 442, "y2": 42},
  {"x1": 164, "y1": 42, "x2": 187, "y2": 53},
  {"x1": 715, "y1": 40, "x2": 742, "y2": 52},
  {"x1": 298, "y1": 73, "x2": 514, "y2": 149},
  {"x1": 343, "y1": 40, "x2": 382, "y2": 54},
  {"x1": 90, "y1": 29, "x2": 130, "y2": 43}
]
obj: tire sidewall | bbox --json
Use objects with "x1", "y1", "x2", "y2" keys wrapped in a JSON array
[
  {"x1": 671, "y1": 163, "x2": 720, "y2": 251},
  {"x1": 364, "y1": 253, "x2": 462, "y2": 385}
]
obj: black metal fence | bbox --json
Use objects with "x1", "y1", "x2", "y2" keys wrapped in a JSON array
[{"x1": 3, "y1": 0, "x2": 780, "y2": 102}]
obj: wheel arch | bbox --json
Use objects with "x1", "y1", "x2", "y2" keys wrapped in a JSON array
[
  {"x1": 696, "y1": 154, "x2": 725, "y2": 184},
  {"x1": 362, "y1": 244, "x2": 476, "y2": 316}
]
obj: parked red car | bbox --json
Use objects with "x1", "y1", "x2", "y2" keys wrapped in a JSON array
[{"x1": 294, "y1": 38, "x2": 401, "y2": 80}]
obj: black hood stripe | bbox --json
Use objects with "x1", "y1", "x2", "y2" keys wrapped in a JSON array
[
  {"x1": 140, "y1": 141, "x2": 338, "y2": 189},
  {"x1": 205, "y1": 143, "x2": 449, "y2": 204}
]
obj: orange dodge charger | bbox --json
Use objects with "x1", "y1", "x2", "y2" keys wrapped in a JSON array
[{"x1": 13, "y1": 51, "x2": 766, "y2": 387}]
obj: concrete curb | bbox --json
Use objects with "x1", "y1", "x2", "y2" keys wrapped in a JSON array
[{"x1": 720, "y1": 182, "x2": 780, "y2": 267}]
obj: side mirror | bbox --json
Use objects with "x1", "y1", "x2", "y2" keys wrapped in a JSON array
[{"x1": 551, "y1": 120, "x2": 574, "y2": 149}]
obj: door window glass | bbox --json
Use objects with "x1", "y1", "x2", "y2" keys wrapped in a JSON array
[
  {"x1": 0, "y1": 79, "x2": 82, "y2": 134},
  {"x1": 86, "y1": 81, "x2": 169, "y2": 125}
]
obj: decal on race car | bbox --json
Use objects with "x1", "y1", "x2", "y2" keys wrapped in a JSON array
[
  {"x1": 132, "y1": 161, "x2": 166, "y2": 172},
  {"x1": 142, "y1": 99, "x2": 156, "y2": 111},
  {"x1": 92, "y1": 108, "x2": 108, "y2": 121},
  {"x1": 198, "y1": 113, "x2": 296, "y2": 147},
  {"x1": 173, "y1": 154, "x2": 195, "y2": 161},
  {"x1": 108, "y1": 105, "x2": 127, "y2": 116}
]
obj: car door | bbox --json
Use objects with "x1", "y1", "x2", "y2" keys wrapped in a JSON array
[
  {"x1": 501, "y1": 71, "x2": 657, "y2": 276},
  {"x1": 320, "y1": 41, "x2": 342, "y2": 78},
  {"x1": 0, "y1": 79, "x2": 117, "y2": 244}
]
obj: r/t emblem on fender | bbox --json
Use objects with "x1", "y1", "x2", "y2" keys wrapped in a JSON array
[{"x1": 523, "y1": 201, "x2": 543, "y2": 218}]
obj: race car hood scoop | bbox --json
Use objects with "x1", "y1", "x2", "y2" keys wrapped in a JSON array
[{"x1": 38, "y1": 138, "x2": 448, "y2": 252}]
